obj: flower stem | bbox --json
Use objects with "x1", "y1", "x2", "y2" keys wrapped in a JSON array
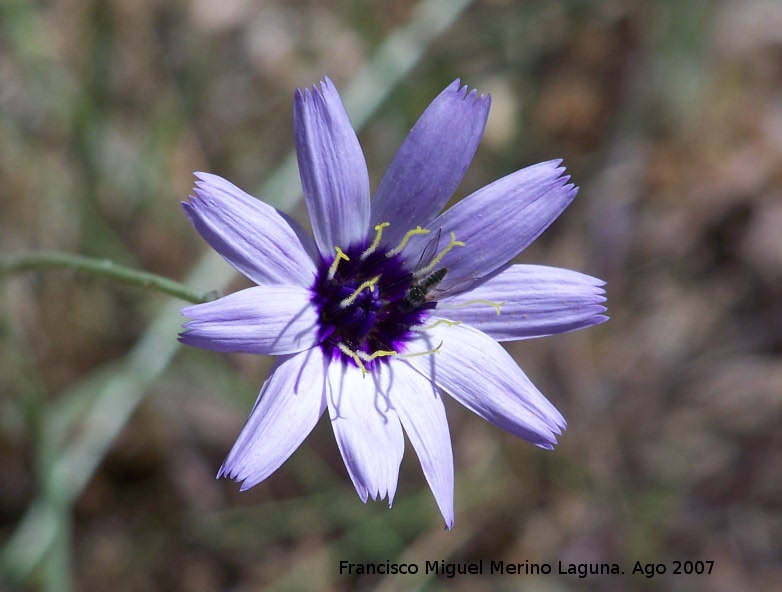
[{"x1": 0, "y1": 251, "x2": 213, "y2": 304}]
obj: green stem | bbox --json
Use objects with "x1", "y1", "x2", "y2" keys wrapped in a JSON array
[{"x1": 0, "y1": 251, "x2": 213, "y2": 304}]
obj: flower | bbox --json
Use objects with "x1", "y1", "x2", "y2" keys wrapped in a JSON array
[{"x1": 179, "y1": 77, "x2": 607, "y2": 528}]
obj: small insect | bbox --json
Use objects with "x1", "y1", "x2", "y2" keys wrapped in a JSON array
[
  {"x1": 395, "y1": 229, "x2": 453, "y2": 312},
  {"x1": 383, "y1": 228, "x2": 472, "y2": 313},
  {"x1": 400, "y1": 266, "x2": 449, "y2": 312}
]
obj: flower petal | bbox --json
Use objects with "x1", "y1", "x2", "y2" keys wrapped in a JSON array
[
  {"x1": 405, "y1": 322, "x2": 566, "y2": 448},
  {"x1": 218, "y1": 349, "x2": 328, "y2": 490},
  {"x1": 404, "y1": 160, "x2": 577, "y2": 285},
  {"x1": 294, "y1": 77, "x2": 370, "y2": 257},
  {"x1": 327, "y1": 361, "x2": 404, "y2": 505},
  {"x1": 180, "y1": 285, "x2": 321, "y2": 355},
  {"x1": 439, "y1": 264, "x2": 607, "y2": 341},
  {"x1": 381, "y1": 360, "x2": 454, "y2": 529},
  {"x1": 370, "y1": 80, "x2": 490, "y2": 246},
  {"x1": 184, "y1": 172, "x2": 318, "y2": 288}
]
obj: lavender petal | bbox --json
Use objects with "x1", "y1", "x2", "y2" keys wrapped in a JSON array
[
  {"x1": 439, "y1": 264, "x2": 608, "y2": 341},
  {"x1": 184, "y1": 172, "x2": 317, "y2": 288},
  {"x1": 383, "y1": 361, "x2": 455, "y2": 529},
  {"x1": 294, "y1": 77, "x2": 370, "y2": 257},
  {"x1": 180, "y1": 285, "x2": 321, "y2": 355},
  {"x1": 406, "y1": 322, "x2": 566, "y2": 448},
  {"x1": 327, "y1": 361, "x2": 404, "y2": 505},
  {"x1": 218, "y1": 349, "x2": 328, "y2": 490},
  {"x1": 405, "y1": 160, "x2": 576, "y2": 284},
  {"x1": 370, "y1": 80, "x2": 490, "y2": 245}
]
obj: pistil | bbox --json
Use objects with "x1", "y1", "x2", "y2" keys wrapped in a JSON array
[
  {"x1": 339, "y1": 275, "x2": 381, "y2": 309},
  {"x1": 385, "y1": 226, "x2": 430, "y2": 258},
  {"x1": 328, "y1": 246, "x2": 350, "y2": 281},
  {"x1": 413, "y1": 231, "x2": 465, "y2": 279}
]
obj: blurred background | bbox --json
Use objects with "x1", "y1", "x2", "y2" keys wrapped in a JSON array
[{"x1": 1, "y1": 0, "x2": 781, "y2": 590}]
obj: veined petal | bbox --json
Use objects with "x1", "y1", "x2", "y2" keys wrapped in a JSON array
[
  {"x1": 405, "y1": 160, "x2": 577, "y2": 284},
  {"x1": 405, "y1": 322, "x2": 566, "y2": 449},
  {"x1": 180, "y1": 285, "x2": 321, "y2": 355},
  {"x1": 380, "y1": 360, "x2": 454, "y2": 529},
  {"x1": 370, "y1": 80, "x2": 490, "y2": 246},
  {"x1": 327, "y1": 361, "x2": 404, "y2": 505},
  {"x1": 184, "y1": 172, "x2": 317, "y2": 288},
  {"x1": 218, "y1": 349, "x2": 328, "y2": 489},
  {"x1": 294, "y1": 77, "x2": 370, "y2": 257},
  {"x1": 439, "y1": 264, "x2": 608, "y2": 341}
]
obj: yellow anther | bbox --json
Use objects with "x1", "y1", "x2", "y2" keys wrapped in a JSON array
[
  {"x1": 339, "y1": 275, "x2": 381, "y2": 309},
  {"x1": 338, "y1": 342, "x2": 368, "y2": 377},
  {"x1": 358, "y1": 349, "x2": 397, "y2": 362},
  {"x1": 360, "y1": 222, "x2": 391, "y2": 261},
  {"x1": 386, "y1": 226, "x2": 430, "y2": 257},
  {"x1": 414, "y1": 232, "x2": 465, "y2": 278},
  {"x1": 400, "y1": 340, "x2": 444, "y2": 359},
  {"x1": 337, "y1": 344, "x2": 396, "y2": 378},
  {"x1": 448, "y1": 299, "x2": 505, "y2": 315},
  {"x1": 420, "y1": 318, "x2": 462, "y2": 330},
  {"x1": 328, "y1": 246, "x2": 350, "y2": 281}
]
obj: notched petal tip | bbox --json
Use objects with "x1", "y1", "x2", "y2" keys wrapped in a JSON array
[
  {"x1": 192, "y1": 172, "x2": 237, "y2": 197},
  {"x1": 366, "y1": 489, "x2": 392, "y2": 504},
  {"x1": 447, "y1": 78, "x2": 491, "y2": 108},
  {"x1": 534, "y1": 424, "x2": 565, "y2": 451},
  {"x1": 319, "y1": 75, "x2": 335, "y2": 92},
  {"x1": 464, "y1": 86, "x2": 491, "y2": 109},
  {"x1": 181, "y1": 200, "x2": 196, "y2": 223},
  {"x1": 534, "y1": 158, "x2": 571, "y2": 184},
  {"x1": 215, "y1": 462, "x2": 229, "y2": 480},
  {"x1": 462, "y1": 86, "x2": 492, "y2": 109},
  {"x1": 177, "y1": 329, "x2": 212, "y2": 350},
  {"x1": 296, "y1": 76, "x2": 337, "y2": 103},
  {"x1": 520, "y1": 159, "x2": 573, "y2": 191},
  {"x1": 217, "y1": 456, "x2": 254, "y2": 487}
]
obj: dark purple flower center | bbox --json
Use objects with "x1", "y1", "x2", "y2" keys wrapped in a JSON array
[{"x1": 311, "y1": 240, "x2": 436, "y2": 370}]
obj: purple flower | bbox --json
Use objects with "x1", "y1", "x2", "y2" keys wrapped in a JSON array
[{"x1": 180, "y1": 77, "x2": 607, "y2": 528}]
